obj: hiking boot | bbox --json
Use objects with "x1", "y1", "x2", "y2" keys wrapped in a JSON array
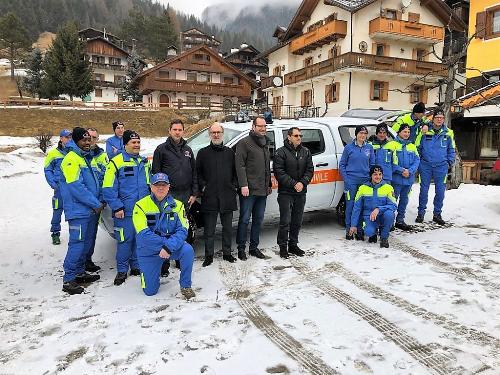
[
  {"x1": 249, "y1": 248, "x2": 266, "y2": 259},
  {"x1": 279, "y1": 245, "x2": 289, "y2": 259},
  {"x1": 113, "y1": 272, "x2": 127, "y2": 286},
  {"x1": 51, "y1": 232, "x2": 61, "y2": 245},
  {"x1": 202, "y1": 255, "x2": 213, "y2": 267},
  {"x1": 62, "y1": 280, "x2": 84, "y2": 295},
  {"x1": 222, "y1": 254, "x2": 237, "y2": 263},
  {"x1": 433, "y1": 214, "x2": 446, "y2": 226},
  {"x1": 415, "y1": 215, "x2": 424, "y2": 223},
  {"x1": 368, "y1": 235, "x2": 377, "y2": 243},
  {"x1": 181, "y1": 287, "x2": 196, "y2": 300},
  {"x1": 85, "y1": 260, "x2": 101, "y2": 273},
  {"x1": 129, "y1": 268, "x2": 141, "y2": 276},
  {"x1": 395, "y1": 222, "x2": 412, "y2": 231},
  {"x1": 75, "y1": 272, "x2": 100, "y2": 284},
  {"x1": 345, "y1": 232, "x2": 354, "y2": 240},
  {"x1": 380, "y1": 238, "x2": 389, "y2": 248},
  {"x1": 238, "y1": 250, "x2": 247, "y2": 261},
  {"x1": 288, "y1": 244, "x2": 305, "y2": 257},
  {"x1": 355, "y1": 233, "x2": 365, "y2": 241},
  {"x1": 161, "y1": 261, "x2": 170, "y2": 277}
]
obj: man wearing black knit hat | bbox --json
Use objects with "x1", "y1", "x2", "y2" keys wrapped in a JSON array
[
  {"x1": 106, "y1": 121, "x2": 125, "y2": 159},
  {"x1": 392, "y1": 102, "x2": 430, "y2": 144}
]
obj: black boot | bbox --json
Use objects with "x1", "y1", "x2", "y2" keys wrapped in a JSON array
[
  {"x1": 175, "y1": 260, "x2": 181, "y2": 269},
  {"x1": 51, "y1": 232, "x2": 61, "y2": 245},
  {"x1": 202, "y1": 255, "x2": 213, "y2": 267},
  {"x1": 415, "y1": 214, "x2": 424, "y2": 223},
  {"x1": 62, "y1": 280, "x2": 84, "y2": 295},
  {"x1": 114, "y1": 272, "x2": 127, "y2": 286},
  {"x1": 85, "y1": 260, "x2": 101, "y2": 273},
  {"x1": 288, "y1": 243, "x2": 305, "y2": 257},
  {"x1": 249, "y1": 248, "x2": 266, "y2": 259},
  {"x1": 75, "y1": 272, "x2": 100, "y2": 284},
  {"x1": 345, "y1": 232, "x2": 354, "y2": 240},
  {"x1": 368, "y1": 235, "x2": 377, "y2": 243},
  {"x1": 395, "y1": 222, "x2": 412, "y2": 231},
  {"x1": 161, "y1": 261, "x2": 170, "y2": 277},
  {"x1": 238, "y1": 250, "x2": 247, "y2": 261},
  {"x1": 433, "y1": 214, "x2": 446, "y2": 226},
  {"x1": 355, "y1": 233, "x2": 365, "y2": 241},
  {"x1": 129, "y1": 268, "x2": 141, "y2": 276},
  {"x1": 279, "y1": 245, "x2": 289, "y2": 259},
  {"x1": 223, "y1": 254, "x2": 237, "y2": 263},
  {"x1": 380, "y1": 238, "x2": 389, "y2": 248}
]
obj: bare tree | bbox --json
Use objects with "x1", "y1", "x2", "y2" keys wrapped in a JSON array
[{"x1": 34, "y1": 131, "x2": 53, "y2": 153}]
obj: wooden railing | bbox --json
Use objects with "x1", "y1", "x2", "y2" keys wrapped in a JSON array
[
  {"x1": 289, "y1": 19, "x2": 348, "y2": 55},
  {"x1": 90, "y1": 62, "x2": 126, "y2": 71},
  {"x1": 260, "y1": 76, "x2": 282, "y2": 90},
  {"x1": 369, "y1": 17, "x2": 444, "y2": 43},
  {"x1": 284, "y1": 52, "x2": 447, "y2": 85},
  {"x1": 93, "y1": 80, "x2": 123, "y2": 88}
]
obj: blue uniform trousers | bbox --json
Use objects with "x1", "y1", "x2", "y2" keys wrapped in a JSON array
[
  {"x1": 364, "y1": 210, "x2": 394, "y2": 240},
  {"x1": 114, "y1": 217, "x2": 139, "y2": 273},
  {"x1": 50, "y1": 189, "x2": 64, "y2": 233},
  {"x1": 344, "y1": 182, "x2": 363, "y2": 232},
  {"x1": 418, "y1": 161, "x2": 447, "y2": 216},
  {"x1": 393, "y1": 184, "x2": 412, "y2": 223},
  {"x1": 138, "y1": 243, "x2": 194, "y2": 296},
  {"x1": 63, "y1": 214, "x2": 99, "y2": 282}
]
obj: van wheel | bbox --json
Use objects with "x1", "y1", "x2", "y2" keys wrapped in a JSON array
[{"x1": 336, "y1": 197, "x2": 346, "y2": 227}]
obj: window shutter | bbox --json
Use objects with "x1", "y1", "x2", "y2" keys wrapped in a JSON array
[
  {"x1": 325, "y1": 85, "x2": 332, "y2": 103},
  {"x1": 422, "y1": 87, "x2": 428, "y2": 104},
  {"x1": 382, "y1": 82, "x2": 389, "y2": 101},
  {"x1": 408, "y1": 12, "x2": 420, "y2": 23},
  {"x1": 412, "y1": 48, "x2": 417, "y2": 60},
  {"x1": 336, "y1": 45, "x2": 341, "y2": 56},
  {"x1": 396, "y1": 10, "x2": 403, "y2": 20},
  {"x1": 370, "y1": 80, "x2": 375, "y2": 100},
  {"x1": 301, "y1": 91, "x2": 305, "y2": 106},
  {"x1": 372, "y1": 43, "x2": 378, "y2": 55},
  {"x1": 476, "y1": 11, "x2": 487, "y2": 38},
  {"x1": 384, "y1": 44, "x2": 390, "y2": 56},
  {"x1": 335, "y1": 82, "x2": 340, "y2": 101}
]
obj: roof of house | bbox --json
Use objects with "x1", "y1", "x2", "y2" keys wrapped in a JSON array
[
  {"x1": 85, "y1": 36, "x2": 147, "y2": 65},
  {"x1": 458, "y1": 82, "x2": 500, "y2": 109},
  {"x1": 181, "y1": 28, "x2": 222, "y2": 44}
]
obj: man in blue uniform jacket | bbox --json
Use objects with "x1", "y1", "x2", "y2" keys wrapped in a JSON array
[{"x1": 105, "y1": 121, "x2": 125, "y2": 159}]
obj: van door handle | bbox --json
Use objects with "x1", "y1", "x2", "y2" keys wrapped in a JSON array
[{"x1": 315, "y1": 162, "x2": 329, "y2": 167}]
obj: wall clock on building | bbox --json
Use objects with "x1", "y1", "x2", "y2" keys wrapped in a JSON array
[
  {"x1": 359, "y1": 41, "x2": 368, "y2": 53},
  {"x1": 272, "y1": 76, "x2": 283, "y2": 87}
]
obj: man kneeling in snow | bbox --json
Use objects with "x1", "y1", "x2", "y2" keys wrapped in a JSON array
[
  {"x1": 349, "y1": 165, "x2": 397, "y2": 248},
  {"x1": 132, "y1": 173, "x2": 195, "y2": 299}
]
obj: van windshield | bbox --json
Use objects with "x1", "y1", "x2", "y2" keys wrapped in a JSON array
[
  {"x1": 187, "y1": 128, "x2": 243, "y2": 157},
  {"x1": 338, "y1": 125, "x2": 394, "y2": 146}
]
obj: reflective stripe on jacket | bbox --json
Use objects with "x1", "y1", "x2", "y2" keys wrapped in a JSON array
[
  {"x1": 415, "y1": 126, "x2": 455, "y2": 167},
  {"x1": 370, "y1": 139, "x2": 397, "y2": 182},
  {"x1": 44, "y1": 145, "x2": 66, "y2": 189},
  {"x1": 392, "y1": 113, "x2": 430, "y2": 143},
  {"x1": 351, "y1": 181, "x2": 397, "y2": 227},
  {"x1": 90, "y1": 146, "x2": 108, "y2": 185},
  {"x1": 391, "y1": 138, "x2": 420, "y2": 186}
]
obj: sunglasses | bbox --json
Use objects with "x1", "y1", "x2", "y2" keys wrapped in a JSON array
[{"x1": 291, "y1": 134, "x2": 303, "y2": 138}]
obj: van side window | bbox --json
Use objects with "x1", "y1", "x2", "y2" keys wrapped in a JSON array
[{"x1": 282, "y1": 129, "x2": 325, "y2": 156}]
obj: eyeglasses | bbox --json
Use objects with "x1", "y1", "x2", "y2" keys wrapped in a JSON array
[
  {"x1": 210, "y1": 131, "x2": 223, "y2": 135},
  {"x1": 434, "y1": 116, "x2": 445, "y2": 120},
  {"x1": 291, "y1": 134, "x2": 303, "y2": 138},
  {"x1": 255, "y1": 124, "x2": 267, "y2": 128}
]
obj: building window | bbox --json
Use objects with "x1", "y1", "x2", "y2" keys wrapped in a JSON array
[
  {"x1": 109, "y1": 57, "x2": 121, "y2": 65},
  {"x1": 301, "y1": 89, "x2": 313, "y2": 106},
  {"x1": 187, "y1": 72, "x2": 197, "y2": 82},
  {"x1": 328, "y1": 45, "x2": 341, "y2": 59},
  {"x1": 158, "y1": 70, "x2": 170, "y2": 79},
  {"x1": 384, "y1": 9, "x2": 398, "y2": 20},
  {"x1": 95, "y1": 89, "x2": 102, "y2": 97},
  {"x1": 325, "y1": 82, "x2": 340, "y2": 103},
  {"x1": 413, "y1": 48, "x2": 428, "y2": 61},
  {"x1": 493, "y1": 10, "x2": 500, "y2": 33},
  {"x1": 476, "y1": 7, "x2": 500, "y2": 39},
  {"x1": 410, "y1": 85, "x2": 427, "y2": 103},
  {"x1": 186, "y1": 96, "x2": 197, "y2": 106},
  {"x1": 193, "y1": 53, "x2": 210, "y2": 64},
  {"x1": 199, "y1": 73, "x2": 211, "y2": 83},
  {"x1": 223, "y1": 76, "x2": 234, "y2": 85},
  {"x1": 370, "y1": 80, "x2": 388, "y2": 101},
  {"x1": 200, "y1": 96, "x2": 211, "y2": 107},
  {"x1": 373, "y1": 43, "x2": 389, "y2": 56},
  {"x1": 480, "y1": 123, "x2": 499, "y2": 158},
  {"x1": 408, "y1": 12, "x2": 420, "y2": 23},
  {"x1": 92, "y1": 55, "x2": 105, "y2": 64},
  {"x1": 304, "y1": 57, "x2": 313, "y2": 67},
  {"x1": 114, "y1": 75, "x2": 125, "y2": 84},
  {"x1": 94, "y1": 73, "x2": 105, "y2": 81}
]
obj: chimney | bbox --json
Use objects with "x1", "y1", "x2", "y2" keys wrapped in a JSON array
[
  {"x1": 103, "y1": 27, "x2": 107, "y2": 40},
  {"x1": 167, "y1": 46, "x2": 178, "y2": 57}
]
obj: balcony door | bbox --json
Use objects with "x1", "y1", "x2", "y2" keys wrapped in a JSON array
[{"x1": 159, "y1": 94, "x2": 170, "y2": 107}]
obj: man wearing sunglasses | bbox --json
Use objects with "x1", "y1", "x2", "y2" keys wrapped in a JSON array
[{"x1": 274, "y1": 127, "x2": 314, "y2": 258}]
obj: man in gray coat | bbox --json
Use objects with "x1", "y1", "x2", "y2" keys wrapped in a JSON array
[{"x1": 235, "y1": 116, "x2": 272, "y2": 260}]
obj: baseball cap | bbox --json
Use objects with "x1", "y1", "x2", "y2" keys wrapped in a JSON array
[
  {"x1": 151, "y1": 173, "x2": 170, "y2": 185},
  {"x1": 60, "y1": 129, "x2": 72, "y2": 137}
]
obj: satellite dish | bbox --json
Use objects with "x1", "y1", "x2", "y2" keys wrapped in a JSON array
[
  {"x1": 272, "y1": 76, "x2": 283, "y2": 87},
  {"x1": 401, "y1": 0, "x2": 412, "y2": 8}
]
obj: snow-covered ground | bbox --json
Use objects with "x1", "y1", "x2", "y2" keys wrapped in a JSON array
[{"x1": 1, "y1": 136, "x2": 499, "y2": 375}]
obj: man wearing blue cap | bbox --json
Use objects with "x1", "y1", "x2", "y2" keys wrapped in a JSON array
[
  {"x1": 132, "y1": 173, "x2": 195, "y2": 299},
  {"x1": 44, "y1": 129, "x2": 72, "y2": 245}
]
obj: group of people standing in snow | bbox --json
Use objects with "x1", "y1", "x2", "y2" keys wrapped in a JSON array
[
  {"x1": 340, "y1": 103, "x2": 456, "y2": 248},
  {"x1": 43, "y1": 103, "x2": 455, "y2": 298}
]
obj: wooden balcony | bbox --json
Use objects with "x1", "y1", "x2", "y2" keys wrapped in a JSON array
[
  {"x1": 369, "y1": 17, "x2": 444, "y2": 44},
  {"x1": 284, "y1": 52, "x2": 447, "y2": 86},
  {"x1": 139, "y1": 76, "x2": 250, "y2": 98},
  {"x1": 93, "y1": 80, "x2": 122, "y2": 88},
  {"x1": 90, "y1": 62, "x2": 126, "y2": 71},
  {"x1": 289, "y1": 19, "x2": 347, "y2": 55},
  {"x1": 261, "y1": 76, "x2": 283, "y2": 90}
]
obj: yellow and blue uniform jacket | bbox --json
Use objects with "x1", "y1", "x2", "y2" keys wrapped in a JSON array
[
  {"x1": 132, "y1": 194, "x2": 188, "y2": 256},
  {"x1": 59, "y1": 140, "x2": 102, "y2": 220},
  {"x1": 351, "y1": 181, "x2": 397, "y2": 226},
  {"x1": 392, "y1": 113, "x2": 430, "y2": 143},
  {"x1": 102, "y1": 151, "x2": 151, "y2": 216},
  {"x1": 415, "y1": 126, "x2": 455, "y2": 167},
  {"x1": 370, "y1": 139, "x2": 397, "y2": 182},
  {"x1": 90, "y1": 146, "x2": 108, "y2": 185},
  {"x1": 391, "y1": 137, "x2": 420, "y2": 186},
  {"x1": 44, "y1": 142, "x2": 67, "y2": 189}
]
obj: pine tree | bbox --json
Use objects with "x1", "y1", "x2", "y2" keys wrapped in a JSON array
[
  {"x1": 122, "y1": 51, "x2": 144, "y2": 102},
  {"x1": 0, "y1": 12, "x2": 31, "y2": 79},
  {"x1": 23, "y1": 48, "x2": 43, "y2": 98},
  {"x1": 43, "y1": 22, "x2": 93, "y2": 100}
]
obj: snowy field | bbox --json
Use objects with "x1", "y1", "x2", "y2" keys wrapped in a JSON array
[{"x1": 0, "y1": 136, "x2": 499, "y2": 375}]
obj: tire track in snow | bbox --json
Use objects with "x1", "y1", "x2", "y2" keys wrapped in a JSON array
[
  {"x1": 218, "y1": 260, "x2": 339, "y2": 375},
  {"x1": 326, "y1": 261, "x2": 500, "y2": 351},
  {"x1": 290, "y1": 258, "x2": 466, "y2": 375}
]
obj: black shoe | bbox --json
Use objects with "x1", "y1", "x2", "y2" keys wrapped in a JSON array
[
  {"x1": 415, "y1": 215, "x2": 424, "y2": 223},
  {"x1": 161, "y1": 261, "x2": 170, "y2": 277},
  {"x1": 390, "y1": 225, "x2": 395, "y2": 232},
  {"x1": 395, "y1": 222, "x2": 412, "y2": 231},
  {"x1": 238, "y1": 251, "x2": 247, "y2": 261},
  {"x1": 75, "y1": 272, "x2": 100, "y2": 284},
  {"x1": 85, "y1": 260, "x2": 101, "y2": 273},
  {"x1": 51, "y1": 232, "x2": 61, "y2": 245},
  {"x1": 355, "y1": 233, "x2": 365, "y2": 241},
  {"x1": 202, "y1": 256, "x2": 213, "y2": 267},
  {"x1": 114, "y1": 272, "x2": 127, "y2": 286},
  {"x1": 368, "y1": 235, "x2": 377, "y2": 243},
  {"x1": 433, "y1": 214, "x2": 446, "y2": 226},
  {"x1": 279, "y1": 245, "x2": 289, "y2": 259},
  {"x1": 345, "y1": 233, "x2": 354, "y2": 240},
  {"x1": 222, "y1": 254, "x2": 237, "y2": 263},
  {"x1": 288, "y1": 244, "x2": 305, "y2": 257},
  {"x1": 249, "y1": 248, "x2": 266, "y2": 259},
  {"x1": 62, "y1": 280, "x2": 84, "y2": 295},
  {"x1": 380, "y1": 238, "x2": 389, "y2": 248},
  {"x1": 129, "y1": 268, "x2": 141, "y2": 276},
  {"x1": 175, "y1": 260, "x2": 181, "y2": 269}
]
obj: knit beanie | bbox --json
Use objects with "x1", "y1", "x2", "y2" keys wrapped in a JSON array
[
  {"x1": 112, "y1": 121, "x2": 123, "y2": 131},
  {"x1": 412, "y1": 102, "x2": 426, "y2": 114},
  {"x1": 355, "y1": 125, "x2": 368, "y2": 136},
  {"x1": 123, "y1": 130, "x2": 140, "y2": 145},
  {"x1": 397, "y1": 123, "x2": 411, "y2": 134},
  {"x1": 72, "y1": 127, "x2": 90, "y2": 143},
  {"x1": 432, "y1": 108, "x2": 445, "y2": 117},
  {"x1": 376, "y1": 123, "x2": 388, "y2": 134}
]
